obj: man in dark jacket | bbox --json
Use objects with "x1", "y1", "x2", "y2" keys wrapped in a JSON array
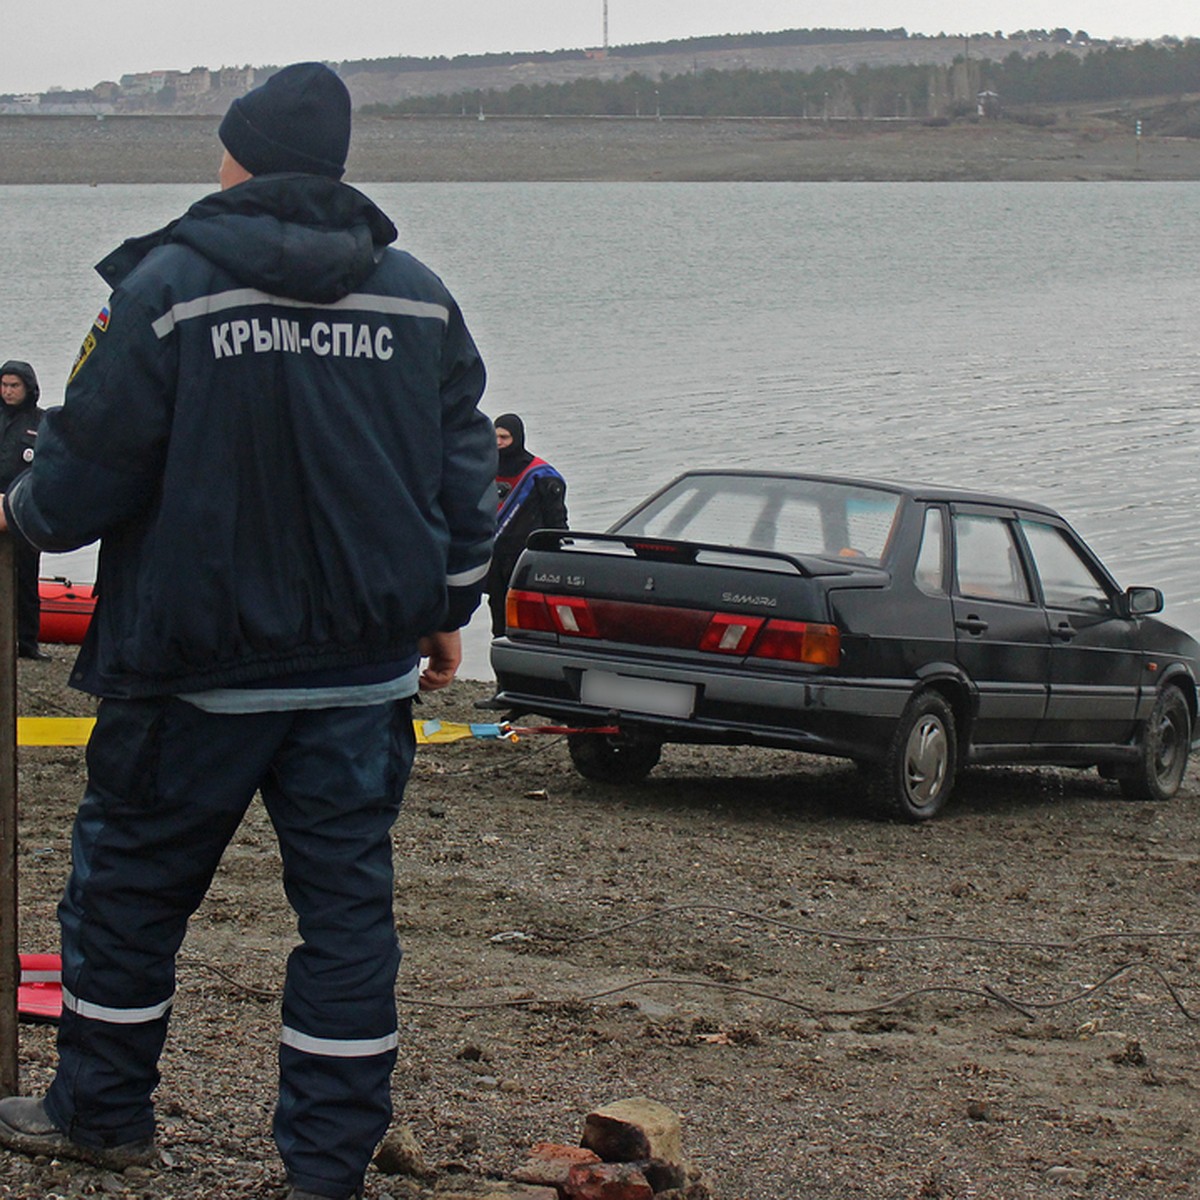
[
  {"x1": 0, "y1": 64, "x2": 495, "y2": 1200},
  {"x1": 486, "y1": 412, "x2": 567, "y2": 635},
  {"x1": 0, "y1": 360, "x2": 45, "y2": 658}
]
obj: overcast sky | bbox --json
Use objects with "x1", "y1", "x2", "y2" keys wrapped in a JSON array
[{"x1": 6, "y1": 2, "x2": 1198, "y2": 95}]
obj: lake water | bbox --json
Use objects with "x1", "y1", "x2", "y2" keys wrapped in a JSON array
[{"x1": 1, "y1": 181, "x2": 1197, "y2": 680}]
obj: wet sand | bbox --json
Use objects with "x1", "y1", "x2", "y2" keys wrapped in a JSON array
[{"x1": 2, "y1": 113, "x2": 1197, "y2": 184}]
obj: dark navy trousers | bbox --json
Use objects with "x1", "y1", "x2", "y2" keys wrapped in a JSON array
[{"x1": 44, "y1": 694, "x2": 415, "y2": 1199}]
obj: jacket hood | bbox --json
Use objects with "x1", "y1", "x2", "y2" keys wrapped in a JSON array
[
  {"x1": 495, "y1": 412, "x2": 534, "y2": 478},
  {"x1": 0, "y1": 360, "x2": 40, "y2": 406},
  {"x1": 96, "y1": 175, "x2": 399, "y2": 305}
]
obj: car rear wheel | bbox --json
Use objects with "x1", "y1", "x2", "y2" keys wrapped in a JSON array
[
  {"x1": 1118, "y1": 686, "x2": 1191, "y2": 802},
  {"x1": 872, "y1": 691, "x2": 958, "y2": 821},
  {"x1": 567, "y1": 729, "x2": 662, "y2": 784}
]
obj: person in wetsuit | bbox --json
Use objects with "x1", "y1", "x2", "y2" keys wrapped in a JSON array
[{"x1": 486, "y1": 412, "x2": 567, "y2": 636}]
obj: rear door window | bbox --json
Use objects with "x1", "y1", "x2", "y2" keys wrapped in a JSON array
[{"x1": 954, "y1": 514, "x2": 1032, "y2": 603}]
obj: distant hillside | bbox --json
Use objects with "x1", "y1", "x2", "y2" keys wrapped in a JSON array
[
  {"x1": 54, "y1": 30, "x2": 1100, "y2": 116},
  {"x1": 339, "y1": 33, "x2": 1087, "y2": 115},
  {"x1": 358, "y1": 37, "x2": 1200, "y2": 127},
  {"x1": 3, "y1": 26, "x2": 1146, "y2": 119}
]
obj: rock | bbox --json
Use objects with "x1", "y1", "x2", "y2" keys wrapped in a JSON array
[
  {"x1": 565, "y1": 1161, "x2": 655, "y2": 1200},
  {"x1": 580, "y1": 1097, "x2": 683, "y2": 1166},
  {"x1": 1046, "y1": 1165, "x2": 1089, "y2": 1185},
  {"x1": 374, "y1": 1124, "x2": 433, "y2": 1179},
  {"x1": 513, "y1": 1141, "x2": 602, "y2": 1188},
  {"x1": 642, "y1": 1158, "x2": 687, "y2": 1191}
]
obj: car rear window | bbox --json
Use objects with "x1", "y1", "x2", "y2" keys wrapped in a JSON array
[{"x1": 617, "y1": 475, "x2": 901, "y2": 560}]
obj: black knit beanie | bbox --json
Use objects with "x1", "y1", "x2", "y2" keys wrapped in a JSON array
[{"x1": 218, "y1": 62, "x2": 351, "y2": 179}]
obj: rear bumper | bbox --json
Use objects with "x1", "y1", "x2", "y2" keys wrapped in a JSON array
[{"x1": 490, "y1": 637, "x2": 911, "y2": 761}]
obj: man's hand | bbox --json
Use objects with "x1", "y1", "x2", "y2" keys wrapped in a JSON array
[{"x1": 418, "y1": 630, "x2": 462, "y2": 691}]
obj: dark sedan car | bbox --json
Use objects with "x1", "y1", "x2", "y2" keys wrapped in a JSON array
[{"x1": 489, "y1": 470, "x2": 1200, "y2": 820}]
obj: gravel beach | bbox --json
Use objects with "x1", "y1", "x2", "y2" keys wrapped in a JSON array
[{"x1": 6, "y1": 653, "x2": 1200, "y2": 1199}]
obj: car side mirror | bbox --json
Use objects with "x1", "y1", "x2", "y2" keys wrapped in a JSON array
[{"x1": 1122, "y1": 586, "x2": 1164, "y2": 617}]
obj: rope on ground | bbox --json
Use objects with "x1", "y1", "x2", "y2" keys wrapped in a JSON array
[
  {"x1": 411, "y1": 734, "x2": 567, "y2": 777},
  {"x1": 173, "y1": 959, "x2": 1198, "y2": 1023},
  {"x1": 170, "y1": 905, "x2": 1200, "y2": 1025},
  {"x1": 532, "y1": 900, "x2": 1200, "y2": 953}
]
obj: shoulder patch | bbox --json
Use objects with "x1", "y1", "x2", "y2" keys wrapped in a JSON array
[
  {"x1": 70, "y1": 330, "x2": 98, "y2": 382},
  {"x1": 94, "y1": 305, "x2": 110, "y2": 332}
]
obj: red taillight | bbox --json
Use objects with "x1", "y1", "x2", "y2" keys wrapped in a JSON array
[
  {"x1": 506, "y1": 590, "x2": 840, "y2": 666},
  {"x1": 506, "y1": 589, "x2": 555, "y2": 633},
  {"x1": 750, "y1": 619, "x2": 841, "y2": 666},
  {"x1": 545, "y1": 594, "x2": 600, "y2": 637},
  {"x1": 505, "y1": 590, "x2": 599, "y2": 638},
  {"x1": 699, "y1": 613, "x2": 766, "y2": 654}
]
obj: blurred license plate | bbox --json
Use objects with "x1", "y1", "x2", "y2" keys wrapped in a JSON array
[{"x1": 580, "y1": 671, "x2": 695, "y2": 717}]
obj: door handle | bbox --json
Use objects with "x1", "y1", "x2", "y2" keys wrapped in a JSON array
[
  {"x1": 1052, "y1": 622, "x2": 1076, "y2": 642},
  {"x1": 955, "y1": 615, "x2": 989, "y2": 635}
]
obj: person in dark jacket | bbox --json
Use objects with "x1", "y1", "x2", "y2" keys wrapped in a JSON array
[
  {"x1": 0, "y1": 360, "x2": 46, "y2": 659},
  {"x1": 0, "y1": 64, "x2": 495, "y2": 1200},
  {"x1": 486, "y1": 412, "x2": 567, "y2": 635}
]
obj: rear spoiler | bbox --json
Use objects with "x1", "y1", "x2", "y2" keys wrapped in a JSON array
[{"x1": 523, "y1": 529, "x2": 875, "y2": 578}]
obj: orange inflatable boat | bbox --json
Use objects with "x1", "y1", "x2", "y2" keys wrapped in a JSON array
[{"x1": 38, "y1": 577, "x2": 96, "y2": 645}]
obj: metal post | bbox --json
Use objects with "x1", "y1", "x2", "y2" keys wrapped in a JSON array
[{"x1": 0, "y1": 534, "x2": 19, "y2": 1092}]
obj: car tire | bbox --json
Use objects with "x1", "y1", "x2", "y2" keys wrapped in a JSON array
[
  {"x1": 871, "y1": 691, "x2": 958, "y2": 821},
  {"x1": 1118, "y1": 686, "x2": 1192, "y2": 802},
  {"x1": 567, "y1": 729, "x2": 662, "y2": 784}
]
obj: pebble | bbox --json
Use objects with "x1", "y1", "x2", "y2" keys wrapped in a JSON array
[{"x1": 1046, "y1": 1165, "x2": 1088, "y2": 1184}]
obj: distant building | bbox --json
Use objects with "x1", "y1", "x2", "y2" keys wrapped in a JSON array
[
  {"x1": 176, "y1": 67, "x2": 212, "y2": 95},
  {"x1": 215, "y1": 66, "x2": 256, "y2": 92},
  {"x1": 119, "y1": 72, "x2": 159, "y2": 95},
  {"x1": 977, "y1": 89, "x2": 1001, "y2": 118}
]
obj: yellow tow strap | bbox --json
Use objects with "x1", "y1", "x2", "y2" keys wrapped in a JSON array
[
  {"x1": 16, "y1": 717, "x2": 516, "y2": 748},
  {"x1": 18, "y1": 718, "x2": 96, "y2": 746}
]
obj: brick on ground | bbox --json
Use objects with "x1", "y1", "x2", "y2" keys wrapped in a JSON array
[{"x1": 580, "y1": 1097, "x2": 683, "y2": 1166}]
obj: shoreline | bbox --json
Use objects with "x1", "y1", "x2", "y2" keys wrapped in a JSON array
[{"x1": 3, "y1": 114, "x2": 1199, "y2": 184}]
